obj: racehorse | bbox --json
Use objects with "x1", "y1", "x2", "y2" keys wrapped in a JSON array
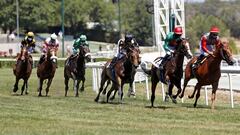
[
  {"x1": 179, "y1": 40, "x2": 234, "y2": 109},
  {"x1": 13, "y1": 45, "x2": 32, "y2": 95},
  {"x1": 37, "y1": 47, "x2": 57, "y2": 96},
  {"x1": 64, "y1": 45, "x2": 91, "y2": 97},
  {"x1": 94, "y1": 47, "x2": 141, "y2": 103},
  {"x1": 141, "y1": 38, "x2": 192, "y2": 107},
  {"x1": 105, "y1": 46, "x2": 141, "y2": 101}
]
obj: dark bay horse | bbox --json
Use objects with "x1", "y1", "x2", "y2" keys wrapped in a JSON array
[
  {"x1": 106, "y1": 47, "x2": 141, "y2": 101},
  {"x1": 94, "y1": 47, "x2": 141, "y2": 103},
  {"x1": 37, "y1": 48, "x2": 57, "y2": 96},
  {"x1": 179, "y1": 41, "x2": 234, "y2": 109},
  {"x1": 64, "y1": 45, "x2": 91, "y2": 97},
  {"x1": 13, "y1": 46, "x2": 32, "y2": 95},
  {"x1": 141, "y1": 38, "x2": 192, "y2": 107}
]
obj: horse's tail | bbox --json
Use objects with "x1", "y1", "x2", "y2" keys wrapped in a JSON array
[{"x1": 140, "y1": 62, "x2": 151, "y2": 75}]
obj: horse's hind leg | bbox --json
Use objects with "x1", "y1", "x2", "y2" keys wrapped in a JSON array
[
  {"x1": 25, "y1": 80, "x2": 29, "y2": 95},
  {"x1": 107, "y1": 84, "x2": 117, "y2": 103},
  {"x1": 151, "y1": 80, "x2": 158, "y2": 107},
  {"x1": 45, "y1": 78, "x2": 53, "y2": 96},
  {"x1": 211, "y1": 82, "x2": 218, "y2": 110},
  {"x1": 102, "y1": 80, "x2": 110, "y2": 95},
  {"x1": 13, "y1": 77, "x2": 19, "y2": 93},
  {"x1": 64, "y1": 77, "x2": 69, "y2": 97},
  {"x1": 166, "y1": 83, "x2": 177, "y2": 104},
  {"x1": 38, "y1": 79, "x2": 44, "y2": 97}
]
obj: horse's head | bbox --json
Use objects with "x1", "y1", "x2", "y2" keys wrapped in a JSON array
[
  {"x1": 47, "y1": 48, "x2": 58, "y2": 64},
  {"x1": 177, "y1": 38, "x2": 193, "y2": 59},
  {"x1": 19, "y1": 45, "x2": 29, "y2": 61},
  {"x1": 127, "y1": 47, "x2": 141, "y2": 68},
  {"x1": 79, "y1": 45, "x2": 91, "y2": 62},
  {"x1": 216, "y1": 41, "x2": 234, "y2": 65}
]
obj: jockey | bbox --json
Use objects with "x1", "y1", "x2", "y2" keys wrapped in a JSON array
[
  {"x1": 159, "y1": 26, "x2": 183, "y2": 70},
  {"x1": 72, "y1": 34, "x2": 89, "y2": 55},
  {"x1": 110, "y1": 34, "x2": 138, "y2": 68},
  {"x1": 38, "y1": 33, "x2": 59, "y2": 65},
  {"x1": 66, "y1": 34, "x2": 89, "y2": 65},
  {"x1": 192, "y1": 26, "x2": 220, "y2": 69},
  {"x1": 21, "y1": 31, "x2": 36, "y2": 54}
]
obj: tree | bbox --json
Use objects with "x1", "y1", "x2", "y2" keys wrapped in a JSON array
[{"x1": 0, "y1": 0, "x2": 16, "y2": 33}]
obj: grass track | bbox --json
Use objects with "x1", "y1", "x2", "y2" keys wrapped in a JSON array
[{"x1": 1, "y1": 68, "x2": 240, "y2": 135}]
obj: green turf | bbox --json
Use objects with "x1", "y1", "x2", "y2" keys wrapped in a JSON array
[{"x1": 0, "y1": 68, "x2": 240, "y2": 135}]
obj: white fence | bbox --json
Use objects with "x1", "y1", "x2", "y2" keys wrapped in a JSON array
[{"x1": 86, "y1": 62, "x2": 240, "y2": 108}]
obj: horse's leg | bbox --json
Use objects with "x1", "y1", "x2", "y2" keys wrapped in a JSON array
[
  {"x1": 189, "y1": 82, "x2": 200, "y2": 99},
  {"x1": 151, "y1": 79, "x2": 158, "y2": 107},
  {"x1": 172, "y1": 79, "x2": 182, "y2": 99},
  {"x1": 45, "y1": 78, "x2": 53, "y2": 96},
  {"x1": 179, "y1": 65, "x2": 192, "y2": 98},
  {"x1": 167, "y1": 83, "x2": 177, "y2": 104},
  {"x1": 107, "y1": 84, "x2": 117, "y2": 103},
  {"x1": 127, "y1": 81, "x2": 135, "y2": 97},
  {"x1": 116, "y1": 77, "x2": 123, "y2": 103},
  {"x1": 75, "y1": 80, "x2": 80, "y2": 97},
  {"x1": 102, "y1": 80, "x2": 110, "y2": 95},
  {"x1": 38, "y1": 78, "x2": 43, "y2": 97},
  {"x1": 80, "y1": 77, "x2": 85, "y2": 92},
  {"x1": 193, "y1": 84, "x2": 202, "y2": 108},
  {"x1": 64, "y1": 77, "x2": 69, "y2": 97},
  {"x1": 179, "y1": 77, "x2": 191, "y2": 98},
  {"x1": 110, "y1": 88, "x2": 117, "y2": 101},
  {"x1": 25, "y1": 79, "x2": 29, "y2": 95},
  {"x1": 94, "y1": 76, "x2": 107, "y2": 102},
  {"x1": 13, "y1": 77, "x2": 19, "y2": 93},
  {"x1": 21, "y1": 79, "x2": 27, "y2": 95},
  {"x1": 211, "y1": 82, "x2": 218, "y2": 110}
]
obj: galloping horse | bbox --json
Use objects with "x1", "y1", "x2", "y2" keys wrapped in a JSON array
[
  {"x1": 141, "y1": 38, "x2": 192, "y2": 107},
  {"x1": 179, "y1": 40, "x2": 234, "y2": 109},
  {"x1": 106, "y1": 46, "x2": 141, "y2": 101},
  {"x1": 37, "y1": 47, "x2": 57, "y2": 96},
  {"x1": 94, "y1": 47, "x2": 141, "y2": 103},
  {"x1": 64, "y1": 45, "x2": 91, "y2": 97},
  {"x1": 13, "y1": 45, "x2": 32, "y2": 95}
]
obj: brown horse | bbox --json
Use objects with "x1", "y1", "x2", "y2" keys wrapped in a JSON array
[
  {"x1": 37, "y1": 48, "x2": 57, "y2": 96},
  {"x1": 94, "y1": 47, "x2": 141, "y2": 103},
  {"x1": 105, "y1": 46, "x2": 141, "y2": 101},
  {"x1": 13, "y1": 46, "x2": 32, "y2": 95},
  {"x1": 64, "y1": 45, "x2": 91, "y2": 97},
  {"x1": 179, "y1": 41, "x2": 234, "y2": 109},
  {"x1": 141, "y1": 38, "x2": 192, "y2": 107}
]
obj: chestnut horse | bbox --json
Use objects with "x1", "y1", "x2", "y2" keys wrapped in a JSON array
[
  {"x1": 13, "y1": 46, "x2": 32, "y2": 95},
  {"x1": 37, "y1": 48, "x2": 57, "y2": 96},
  {"x1": 141, "y1": 38, "x2": 192, "y2": 107},
  {"x1": 94, "y1": 47, "x2": 141, "y2": 103},
  {"x1": 179, "y1": 41, "x2": 234, "y2": 109},
  {"x1": 64, "y1": 45, "x2": 91, "y2": 97}
]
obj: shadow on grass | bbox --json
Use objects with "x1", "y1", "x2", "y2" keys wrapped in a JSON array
[{"x1": 145, "y1": 105, "x2": 173, "y2": 110}]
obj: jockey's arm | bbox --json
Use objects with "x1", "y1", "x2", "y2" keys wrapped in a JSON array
[{"x1": 201, "y1": 36, "x2": 211, "y2": 54}]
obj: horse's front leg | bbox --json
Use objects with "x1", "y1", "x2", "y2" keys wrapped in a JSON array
[
  {"x1": 74, "y1": 79, "x2": 80, "y2": 97},
  {"x1": 13, "y1": 77, "x2": 19, "y2": 93},
  {"x1": 165, "y1": 83, "x2": 174, "y2": 102},
  {"x1": 25, "y1": 79, "x2": 29, "y2": 95},
  {"x1": 45, "y1": 78, "x2": 53, "y2": 96},
  {"x1": 117, "y1": 77, "x2": 123, "y2": 103},
  {"x1": 38, "y1": 79, "x2": 44, "y2": 97},
  {"x1": 80, "y1": 77, "x2": 85, "y2": 92},
  {"x1": 172, "y1": 79, "x2": 182, "y2": 100},
  {"x1": 64, "y1": 77, "x2": 69, "y2": 97},
  {"x1": 193, "y1": 84, "x2": 202, "y2": 107},
  {"x1": 21, "y1": 79, "x2": 27, "y2": 95},
  {"x1": 211, "y1": 81, "x2": 219, "y2": 110},
  {"x1": 127, "y1": 81, "x2": 135, "y2": 97}
]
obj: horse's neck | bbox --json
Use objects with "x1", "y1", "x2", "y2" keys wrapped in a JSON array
[
  {"x1": 124, "y1": 58, "x2": 133, "y2": 73},
  {"x1": 77, "y1": 55, "x2": 85, "y2": 66},
  {"x1": 212, "y1": 48, "x2": 223, "y2": 66},
  {"x1": 174, "y1": 53, "x2": 184, "y2": 67}
]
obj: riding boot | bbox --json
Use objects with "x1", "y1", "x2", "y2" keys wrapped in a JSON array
[
  {"x1": 192, "y1": 55, "x2": 204, "y2": 70},
  {"x1": 159, "y1": 54, "x2": 170, "y2": 70},
  {"x1": 110, "y1": 57, "x2": 118, "y2": 69}
]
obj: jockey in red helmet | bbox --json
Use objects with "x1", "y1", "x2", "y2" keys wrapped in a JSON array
[
  {"x1": 159, "y1": 26, "x2": 183, "y2": 70},
  {"x1": 192, "y1": 26, "x2": 221, "y2": 69}
]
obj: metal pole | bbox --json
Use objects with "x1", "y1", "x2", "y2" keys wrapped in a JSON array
[
  {"x1": 16, "y1": 0, "x2": 19, "y2": 39},
  {"x1": 61, "y1": 0, "x2": 65, "y2": 57},
  {"x1": 118, "y1": 0, "x2": 121, "y2": 38},
  {"x1": 228, "y1": 74, "x2": 234, "y2": 108}
]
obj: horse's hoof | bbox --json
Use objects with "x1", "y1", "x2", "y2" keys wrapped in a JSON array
[
  {"x1": 179, "y1": 94, "x2": 183, "y2": 98},
  {"x1": 164, "y1": 96, "x2": 169, "y2": 102},
  {"x1": 25, "y1": 92, "x2": 28, "y2": 95},
  {"x1": 94, "y1": 98, "x2": 99, "y2": 102},
  {"x1": 13, "y1": 88, "x2": 18, "y2": 93},
  {"x1": 172, "y1": 98, "x2": 177, "y2": 104},
  {"x1": 109, "y1": 97, "x2": 114, "y2": 101},
  {"x1": 188, "y1": 95, "x2": 194, "y2": 99},
  {"x1": 38, "y1": 94, "x2": 42, "y2": 97}
]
